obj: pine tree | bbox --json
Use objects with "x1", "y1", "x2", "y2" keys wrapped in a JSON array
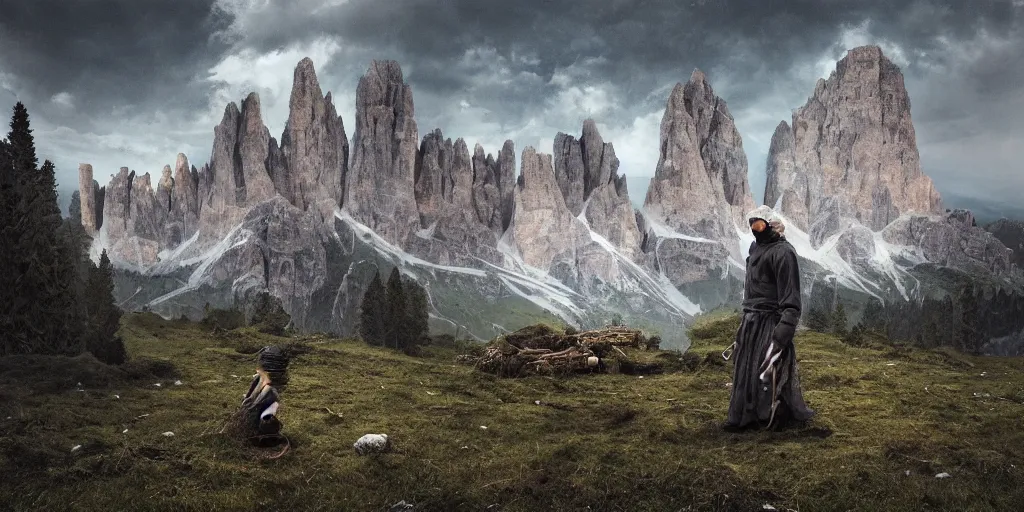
[
  {"x1": 861, "y1": 298, "x2": 886, "y2": 334},
  {"x1": 402, "y1": 277, "x2": 430, "y2": 347},
  {"x1": 61, "y1": 191, "x2": 94, "y2": 302},
  {"x1": 358, "y1": 270, "x2": 388, "y2": 346},
  {"x1": 0, "y1": 138, "x2": 13, "y2": 354},
  {"x1": 806, "y1": 307, "x2": 830, "y2": 332},
  {"x1": 86, "y1": 250, "x2": 126, "y2": 364},
  {"x1": 842, "y1": 323, "x2": 866, "y2": 346},
  {"x1": 0, "y1": 103, "x2": 86, "y2": 356},
  {"x1": 385, "y1": 267, "x2": 407, "y2": 350},
  {"x1": 8, "y1": 103, "x2": 37, "y2": 178},
  {"x1": 831, "y1": 302, "x2": 848, "y2": 337}
]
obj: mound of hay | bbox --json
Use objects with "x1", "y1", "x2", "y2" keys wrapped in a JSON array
[{"x1": 462, "y1": 325, "x2": 659, "y2": 378}]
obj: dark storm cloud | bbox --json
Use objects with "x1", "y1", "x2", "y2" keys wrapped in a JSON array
[
  {"x1": 213, "y1": 0, "x2": 1023, "y2": 208},
  {"x1": 0, "y1": 0, "x2": 1020, "y2": 212},
  {"x1": 0, "y1": 0, "x2": 230, "y2": 110},
  {"x1": 0, "y1": 0, "x2": 232, "y2": 201},
  {"x1": 222, "y1": 0, "x2": 1019, "y2": 107}
]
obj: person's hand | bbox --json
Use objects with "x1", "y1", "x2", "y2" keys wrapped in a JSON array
[{"x1": 772, "y1": 322, "x2": 796, "y2": 348}]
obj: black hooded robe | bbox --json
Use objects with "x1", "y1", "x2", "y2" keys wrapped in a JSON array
[{"x1": 726, "y1": 235, "x2": 815, "y2": 429}]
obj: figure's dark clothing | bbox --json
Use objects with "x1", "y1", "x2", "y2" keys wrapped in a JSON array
[
  {"x1": 242, "y1": 374, "x2": 283, "y2": 440},
  {"x1": 726, "y1": 236, "x2": 815, "y2": 428}
]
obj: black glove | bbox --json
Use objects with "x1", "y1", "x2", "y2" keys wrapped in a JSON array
[{"x1": 771, "y1": 322, "x2": 796, "y2": 348}]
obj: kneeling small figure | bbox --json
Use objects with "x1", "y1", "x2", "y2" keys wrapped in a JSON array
[{"x1": 239, "y1": 346, "x2": 290, "y2": 446}]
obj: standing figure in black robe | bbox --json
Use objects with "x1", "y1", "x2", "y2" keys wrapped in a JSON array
[{"x1": 724, "y1": 205, "x2": 815, "y2": 431}]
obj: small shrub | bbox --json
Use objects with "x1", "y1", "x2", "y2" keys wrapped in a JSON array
[
  {"x1": 564, "y1": 325, "x2": 579, "y2": 336},
  {"x1": 843, "y1": 324, "x2": 867, "y2": 347},
  {"x1": 249, "y1": 292, "x2": 290, "y2": 336},
  {"x1": 646, "y1": 335, "x2": 663, "y2": 350},
  {"x1": 86, "y1": 334, "x2": 127, "y2": 366},
  {"x1": 201, "y1": 307, "x2": 246, "y2": 331}
]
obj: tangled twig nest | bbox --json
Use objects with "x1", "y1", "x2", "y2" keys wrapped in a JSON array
[{"x1": 461, "y1": 325, "x2": 655, "y2": 378}]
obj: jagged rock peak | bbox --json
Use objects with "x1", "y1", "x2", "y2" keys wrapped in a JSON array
[
  {"x1": 280, "y1": 58, "x2": 348, "y2": 215},
  {"x1": 643, "y1": 70, "x2": 744, "y2": 241},
  {"x1": 553, "y1": 119, "x2": 625, "y2": 218},
  {"x1": 78, "y1": 163, "x2": 101, "y2": 232},
  {"x1": 510, "y1": 146, "x2": 589, "y2": 270},
  {"x1": 346, "y1": 59, "x2": 419, "y2": 246},
  {"x1": 764, "y1": 44, "x2": 942, "y2": 238},
  {"x1": 560, "y1": 120, "x2": 639, "y2": 258}
]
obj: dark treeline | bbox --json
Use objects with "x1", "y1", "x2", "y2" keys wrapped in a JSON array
[
  {"x1": 359, "y1": 267, "x2": 430, "y2": 354},
  {"x1": 804, "y1": 276, "x2": 1024, "y2": 355},
  {"x1": 0, "y1": 102, "x2": 124, "y2": 364}
]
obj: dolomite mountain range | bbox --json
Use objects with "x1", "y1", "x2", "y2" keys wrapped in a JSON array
[{"x1": 75, "y1": 45, "x2": 1024, "y2": 352}]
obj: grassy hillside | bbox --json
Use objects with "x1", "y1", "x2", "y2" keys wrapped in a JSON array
[{"x1": 2, "y1": 313, "x2": 1023, "y2": 511}]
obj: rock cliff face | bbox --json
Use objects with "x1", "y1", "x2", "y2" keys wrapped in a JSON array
[
  {"x1": 987, "y1": 219, "x2": 1024, "y2": 269},
  {"x1": 77, "y1": 164, "x2": 103, "y2": 233},
  {"x1": 279, "y1": 58, "x2": 349, "y2": 215},
  {"x1": 644, "y1": 69, "x2": 755, "y2": 240},
  {"x1": 882, "y1": 210, "x2": 1015, "y2": 277},
  {"x1": 508, "y1": 147, "x2": 590, "y2": 271},
  {"x1": 765, "y1": 45, "x2": 942, "y2": 242},
  {"x1": 551, "y1": 120, "x2": 641, "y2": 260},
  {"x1": 408, "y1": 130, "x2": 501, "y2": 266},
  {"x1": 470, "y1": 141, "x2": 516, "y2": 235},
  {"x1": 345, "y1": 60, "x2": 420, "y2": 246}
]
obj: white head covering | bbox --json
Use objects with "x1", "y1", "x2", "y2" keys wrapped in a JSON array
[{"x1": 746, "y1": 205, "x2": 785, "y2": 235}]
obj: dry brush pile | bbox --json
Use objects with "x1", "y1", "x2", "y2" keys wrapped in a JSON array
[{"x1": 458, "y1": 324, "x2": 693, "y2": 378}]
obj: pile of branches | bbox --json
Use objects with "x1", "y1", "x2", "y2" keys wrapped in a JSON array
[{"x1": 461, "y1": 324, "x2": 657, "y2": 378}]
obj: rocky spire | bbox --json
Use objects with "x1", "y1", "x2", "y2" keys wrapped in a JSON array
[
  {"x1": 553, "y1": 131, "x2": 586, "y2": 216},
  {"x1": 414, "y1": 129, "x2": 456, "y2": 227},
  {"x1": 508, "y1": 147, "x2": 589, "y2": 270},
  {"x1": 682, "y1": 69, "x2": 756, "y2": 225},
  {"x1": 238, "y1": 93, "x2": 276, "y2": 205},
  {"x1": 280, "y1": 58, "x2": 349, "y2": 213},
  {"x1": 409, "y1": 132, "x2": 501, "y2": 265},
  {"x1": 764, "y1": 45, "x2": 942, "y2": 242},
  {"x1": 496, "y1": 141, "x2": 516, "y2": 232},
  {"x1": 77, "y1": 163, "x2": 102, "y2": 233},
  {"x1": 553, "y1": 120, "x2": 640, "y2": 258},
  {"x1": 470, "y1": 140, "x2": 517, "y2": 235},
  {"x1": 345, "y1": 60, "x2": 420, "y2": 245},
  {"x1": 643, "y1": 70, "x2": 744, "y2": 240},
  {"x1": 172, "y1": 154, "x2": 199, "y2": 232}
]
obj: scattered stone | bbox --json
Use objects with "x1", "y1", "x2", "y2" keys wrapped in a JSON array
[
  {"x1": 935, "y1": 472, "x2": 952, "y2": 479},
  {"x1": 174, "y1": 380, "x2": 183, "y2": 386},
  {"x1": 71, "y1": 445, "x2": 81, "y2": 452},
  {"x1": 162, "y1": 432, "x2": 175, "y2": 437},
  {"x1": 354, "y1": 434, "x2": 392, "y2": 455},
  {"x1": 388, "y1": 500, "x2": 415, "y2": 512}
]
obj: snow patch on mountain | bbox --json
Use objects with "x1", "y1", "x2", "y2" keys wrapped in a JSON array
[{"x1": 578, "y1": 207, "x2": 700, "y2": 317}]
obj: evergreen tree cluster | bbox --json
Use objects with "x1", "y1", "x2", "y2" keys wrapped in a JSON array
[
  {"x1": 359, "y1": 267, "x2": 430, "y2": 353},
  {"x1": 0, "y1": 103, "x2": 124, "y2": 364},
  {"x1": 804, "y1": 301, "x2": 850, "y2": 337}
]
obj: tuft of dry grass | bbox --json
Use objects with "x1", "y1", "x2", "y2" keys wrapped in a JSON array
[{"x1": 0, "y1": 312, "x2": 1022, "y2": 511}]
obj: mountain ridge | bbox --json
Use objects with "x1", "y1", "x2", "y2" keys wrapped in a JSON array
[{"x1": 77, "y1": 46, "x2": 1024, "y2": 353}]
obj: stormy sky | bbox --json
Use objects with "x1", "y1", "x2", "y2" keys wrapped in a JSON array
[{"x1": 1, "y1": 0, "x2": 1021, "y2": 220}]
